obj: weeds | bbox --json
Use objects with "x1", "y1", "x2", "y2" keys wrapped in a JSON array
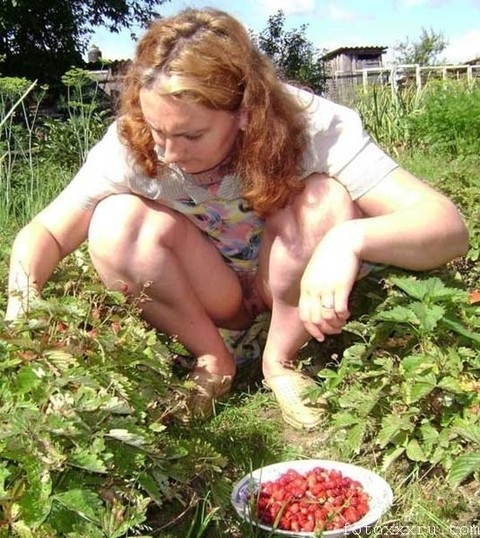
[
  {"x1": 0, "y1": 77, "x2": 47, "y2": 222},
  {"x1": 317, "y1": 273, "x2": 480, "y2": 474},
  {"x1": 0, "y1": 73, "x2": 479, "y2": 536},
  {"x1": 355, "y1": 83, "x2": 423, "y2": 156}
]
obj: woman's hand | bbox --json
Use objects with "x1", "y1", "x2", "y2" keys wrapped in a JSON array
[
  {"x1": 298, "y1": 221, "x2": 363, "y2": 341},
  {"x1": 5, "y1": 286, "x2": 40, "y2": 322}
]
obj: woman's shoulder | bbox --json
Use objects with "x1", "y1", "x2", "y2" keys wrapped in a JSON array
[{"x1": 283, "y1": 82, "x2": 361, "y2": 130}]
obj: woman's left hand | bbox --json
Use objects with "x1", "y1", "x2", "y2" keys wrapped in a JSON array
[{"x1": 298, "y1": 222, "x2": 363, "y2": 341}]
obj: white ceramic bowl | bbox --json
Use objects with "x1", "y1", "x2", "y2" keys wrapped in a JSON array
[{"x1": 231, "y1": 459, "x2": 394, "y2": 537}]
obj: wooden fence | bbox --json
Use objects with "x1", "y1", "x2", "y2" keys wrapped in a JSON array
[{"x1": 324, "y1": 63, "x2": 480, "y2": 105}]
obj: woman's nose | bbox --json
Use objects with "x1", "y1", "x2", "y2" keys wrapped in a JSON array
[{"x1": 163, "y1": 137, "x2": 184, "y2": 164}]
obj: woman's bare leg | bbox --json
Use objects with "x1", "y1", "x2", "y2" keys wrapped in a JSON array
[
  {"x1": 88, "y1": 194, "x2": 251, "y2": 379},
  {"x1": 256, "y1": 174, "x2": 359, "y2": 379}
]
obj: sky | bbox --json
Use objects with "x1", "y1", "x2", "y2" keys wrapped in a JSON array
[{"x1": 88, "y1": 0, "x2": 480, "y2": 66}]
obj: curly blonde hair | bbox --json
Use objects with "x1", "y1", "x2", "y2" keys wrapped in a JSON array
[{"x1": 118, "y1": 7, "x2": 308, "y2": 217}]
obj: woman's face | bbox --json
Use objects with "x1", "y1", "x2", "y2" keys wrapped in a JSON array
[{"x1": 139, "y1": 88, "x2": 243, "y2": 174}]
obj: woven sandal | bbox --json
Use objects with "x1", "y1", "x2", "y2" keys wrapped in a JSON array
[
  {"x1": 264, "y1": 371, "x2": 328, "y2": 430},
  {"x1": 187, "y1": 370, "x2": 233, "y2": 418}
]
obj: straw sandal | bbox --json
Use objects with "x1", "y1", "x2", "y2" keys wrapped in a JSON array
[
  {"x1": 186, "y1": 370, "x2": 233, "y2": 418},
  {"x1": 264, "y1": 371, "x2": 328, "y2": 430}
]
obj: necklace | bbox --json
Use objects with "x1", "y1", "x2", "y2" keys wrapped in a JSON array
[{"x1": 190, "y1": 156, "x2": 233, "y2": 186}]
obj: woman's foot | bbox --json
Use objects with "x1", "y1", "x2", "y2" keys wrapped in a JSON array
[
  {"x1": 263, "y1": 370, "x2": 328, "y2": 430},
  {"x1": 186, "y1": 353, "x2": 236, "y2": 418},
  {"x1": 187, "y1": 369, "x2": 234, "y2": 417}
]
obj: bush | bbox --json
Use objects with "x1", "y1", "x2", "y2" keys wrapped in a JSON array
[{"x1": 406, "y1": 80, "x2": 480, "y2": 157}]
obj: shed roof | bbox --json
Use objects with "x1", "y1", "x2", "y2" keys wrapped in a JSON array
[
  {"x1": 321, "y1": 46, "x2": 387, "y2": 61},
  {"x1": 465, "y1": 56, "x2": 480, "y2": 65}
]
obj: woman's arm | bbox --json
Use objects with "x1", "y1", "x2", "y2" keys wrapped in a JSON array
[
  {"x1": 325, "y1": 166, "x2": 469, "y2": 269},
  {"x1": 299, "y1": 167, "x2": 469, "y2": 339},
  {"x1": 6, "y1": 202, "x2": 93, "y2": 321}
]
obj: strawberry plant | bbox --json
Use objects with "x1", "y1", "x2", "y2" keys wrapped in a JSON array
[
  {"x1": 317, "y1": 272, "x2": 480, "y2": 481},
  {"x1": 1, "y1": 72, "x2": 480, "y2": 536},
  {"x1": 0, "y1": 249, "x2": 234, "y2": 537}
]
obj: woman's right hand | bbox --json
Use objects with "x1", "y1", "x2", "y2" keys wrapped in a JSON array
[
  {"x1": 298, "y1": 220, "x2": 363, "y2": 341},
  {"x1": 5, "y1": 286, "x2": 40, "y2": 322}
]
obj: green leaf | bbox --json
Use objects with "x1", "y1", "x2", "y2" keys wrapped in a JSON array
[
  {"x1": 431, "y1": 444, "x2": 448, "y2": 465},
  {"x1": 0, "y1": 463, "x2": 11, "y2": 497},
  {"x1": 339, "y1": 342, "x2": 368, "y2": 361},
  {"x1": 390, "y1": 275, "x2": 464, "y2": 301},
  {"x1": 448, "y1": 452, "x2": 480, "y2": 486},
  {"x1": 316, "y1": 368, "x2": 340, "y2": 379},
  {"x1": 137, "y1": 472, "x2": 163, "y2": 504},
  {"x1": 99, "y1": 395, "x2": 134, "y2": 415},
  {"x1": 105, "y1": 428, "x2": 150, "y2": 448},
  {"x1": 438, "y1": 376, "x2": 464, "y2": 394},
  {"x1": 377, "y1": 414, "x2": 412, "y2": 448},
  {"x1": 347, "y1": 422, "x2": 367, "y2": 455},
  {"x1": 0, "y1": 357, "x2": 22, "y2": 371},
  {"x1": 13, "y1": 365, "x2": 42, "y2": 394},
  {"x1": 11, "y1": 521, "x2": 35, "y2": 538},
  {"x1": 400, "y1": 354, "x2": 437, "y2": 375},
  {"x1": 149, "y1": 422, "x2": 167, "y2": 433},
  {"x1": 374, "y1": 305, "x2": 418, "y2": 324},
  {"x1": 332, "y1": 413, "x2": 360, "y2": 428},
  {"x1": 18, "y1": 463, "x2": 53, "y2": 526},
  {"x1": 409, "y1": 302, "x2": 444, "y2": 332},
  {"x1": 381, "y1": 446, "x2": 406, "y2": 471},
  {"x1": 454, "y1": 424, "x2": 480, "y2": 445},
  {"x1": 53, "y1": 489, "x2": 104, "y2": 526},
  {"x1": 404, "y1": 374, "x2": 437, "y2": 404},
  {"x1": 316, "y1": 368, "x2": 343, "y2": 389},
  {"x1": 406, "y1": 438, "x2": 428, "y2": 462},
  {"x1": 44, "y1": 350, "x2": 79, "y2": 369},
  {"x1": 442, "y1": 317, "x2": 480, "y2": 345},
  {"x1": 419, "y1": 421, "x2": 440, "y2": 448},
  {"x1": 69, "y1": 437, "x2": 112, "y2": 473}
]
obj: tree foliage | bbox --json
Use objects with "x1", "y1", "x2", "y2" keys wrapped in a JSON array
[
  {"x1": 253, "y1": 10, "x2": 326, "y2": 94},
  {"x1": 394, "y1": 27, "x2": 448, "y2": 66},
  {"x1": 0, "y1": 0, "x2": 169, "y2": 85}
]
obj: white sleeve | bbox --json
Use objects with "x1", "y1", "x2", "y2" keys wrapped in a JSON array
[
  {"x1": 54, "y1": 121, "x2": 134, "y2": 210},
  {"x1": 290, "y1": 86, "x2": 399, "y2": 200}
]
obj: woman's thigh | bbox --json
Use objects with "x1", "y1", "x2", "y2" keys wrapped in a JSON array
[{"x1": 88, "y1": 194, "x2": 247, "y2": 325}]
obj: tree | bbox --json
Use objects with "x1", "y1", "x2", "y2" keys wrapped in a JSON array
[
  {"x1": 253, "y1": 11, "x2": 326, "y2": 94},
  {"x1": 393, "y1": 27, "x2": 448, "y2": 66},
  {"x1": 0, "y1": 0, "x2": 169, "y2": 85}
]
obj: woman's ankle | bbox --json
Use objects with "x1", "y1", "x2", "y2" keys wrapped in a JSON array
[
  {"x1": 195, "y1": 353, "x2": 236, "y2": 377},
  {"x1": 262, "y1": 354, "x2": 297, "y2": 379}
]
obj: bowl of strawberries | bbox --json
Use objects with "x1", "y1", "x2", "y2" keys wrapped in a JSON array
[{"x1": 231, "y1": 459, "x2": 393, "y2": 537}]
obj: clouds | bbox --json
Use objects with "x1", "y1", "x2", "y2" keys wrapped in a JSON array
[
  {"x1": 326, "y1": 3, "x2": 363, "y2": 21},
  {"x1": 259, "y1": 0, "x2": 369, "y2": 22},
  {"x1": 395, "y1": 0, "x2": 452, "y2": 7},
  {"x1": 90, "y1": 0, "x2": 480, "y2": 64},
  {"x1": 261, "y1": 0, "x2": 315, "y2": 16},
  {"x1": 444, "y1": 28, "x2": 480, "y2": 62}
]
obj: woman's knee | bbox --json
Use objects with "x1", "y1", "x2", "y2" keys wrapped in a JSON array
[
  {"x1": 272, "y1": 174, "x2": 355, "y2": 230},
  {"x1": 294, "y1": 173, "x2": 358, "y2": 224},
  {"x1": 263, "y1": 174, "x2": 357, "y2": 263},
  {"x1": 88, "y1": 194, "x2": 184, "y2": 266}
]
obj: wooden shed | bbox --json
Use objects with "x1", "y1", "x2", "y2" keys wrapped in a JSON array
[{"x1": 321, "y1": 46, "x2": 387, "y2": 74}]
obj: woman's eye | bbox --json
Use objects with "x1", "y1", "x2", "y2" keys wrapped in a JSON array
[{"x1": 184, "y1": 133, "x2": 202, "y2": 141}]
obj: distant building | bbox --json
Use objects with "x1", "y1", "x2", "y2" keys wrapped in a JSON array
[
  {"x1": 321, "y1": 46, "x2": 387, "y2": 75},
  {"x1": 87, "y1": 45, "x2": 102, "y2": 64},
  {"x1": 465, "y1": 56, "x2": 480, "y2": 66},
  {"x1": 321, "y1": 46, "x2": 387, "y2": 104},
  {"x1": 87, "y1": 59, "x2": 131, "y2": 106}
]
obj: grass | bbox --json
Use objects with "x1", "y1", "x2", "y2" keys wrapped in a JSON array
[
  {"x1": 151, "y1": 148, "x2": 480, "y2": 537},
  {"x1": 0, "y1": 75, "x2": 479, "y2": 537}
]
